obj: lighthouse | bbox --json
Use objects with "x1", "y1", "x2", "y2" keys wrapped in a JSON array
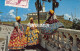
[{"x1": 42, "y1": 2, "x2": 45, "y2": 12}]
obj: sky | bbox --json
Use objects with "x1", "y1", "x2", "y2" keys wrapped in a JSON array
[{"x1": 0, "y1": 0, "x2": 80, "y2": 21}]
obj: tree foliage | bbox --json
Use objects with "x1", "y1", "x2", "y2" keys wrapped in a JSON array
[{"x1": 71, "y1": 18, "x2": 80, "y2": 30}]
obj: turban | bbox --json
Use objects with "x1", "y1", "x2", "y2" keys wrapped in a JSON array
[
  {"x1": 30, "y1": 17, "x2": 33, "y2": 20},
  {"x1": 15, "y1": 16, "x2": 21, "y2": 21},
  {"x1": 49, "y1": 10, "x2": 54, "y2": 15}
]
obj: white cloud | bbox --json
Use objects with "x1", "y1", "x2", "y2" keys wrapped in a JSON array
[
  {"x1": 64, "y1": 14, "x2": 71, "y2": 18},
  {"x1": 23, "y1": 14, "x2": 27, "y2": 17},
  {"x1": 9, "y1": 9, "x2": 16, "y2": 18},
  {"x1": 0, "y1": 15, "x2": 1, "y2": 19},
  {"x1": 64, "y1": 14, "x2": 73, "y2": 21},
  {"x1": 75, "y1": 17, "x2": 80, "y2": 20},
  {"x1": 23, "y1": 14, "x2": 27, "y2": 20},
  {"x1": 0, "y1": 15, "x2": 1, "y2": 17}
]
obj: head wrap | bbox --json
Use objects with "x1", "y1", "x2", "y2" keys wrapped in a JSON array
[
  {"x1": 49, "y1": 10, "x2": 54, "y2": 15},
  {"x1": 30, "y1": 17, "x2": 33, "y2": 20},
  {"x1": 15, "y1": 16, "x2": 21, "y2": 21}
]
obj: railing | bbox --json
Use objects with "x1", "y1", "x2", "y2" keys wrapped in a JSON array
[
  {"x1": 0, "y1": 25, "x2": 80, "y2": 51},
  {"x1": 0, "y1": 25, "x2": 13, "y2": 51},
  {"x1": 0, "y1": 41, "x2": 5, "y2": 51},
  {"x1": 40, "y1": 28, "x2": 80, "y2": 51}
]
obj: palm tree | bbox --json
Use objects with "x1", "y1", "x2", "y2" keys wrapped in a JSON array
[{"x1": 42, "y1": 0, "x2": 60, "y2": 10}]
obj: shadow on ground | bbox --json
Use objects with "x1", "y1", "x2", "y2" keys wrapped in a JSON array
[{"x1": 9, "y1": 44, "x2": 48, "y2": 51}]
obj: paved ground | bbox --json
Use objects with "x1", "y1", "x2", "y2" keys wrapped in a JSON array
[
  {"x1": 8, "y1": 44, "x2": 49, "y2": 51},
  {"x1": 25, "y1": 44, "x2": 48, "y2": 51}
]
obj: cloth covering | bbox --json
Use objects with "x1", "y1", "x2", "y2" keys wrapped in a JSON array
[
  {"x1": 8, "y1": 22, "x2": 27, "y2": 50},
  {"x1": 25, "y1": 23, "x2": 39, "y2": 46},
  {"x1": 41, "y1": 21, "x2": 64, "y2": 35},
  {"x1": 41, "y1": 14, "x2": 64, "y2": 35}
]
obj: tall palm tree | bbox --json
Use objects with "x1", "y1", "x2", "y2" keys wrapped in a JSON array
[{"x1": 42, "y1": 0, "x2": 60, "y2": 10}]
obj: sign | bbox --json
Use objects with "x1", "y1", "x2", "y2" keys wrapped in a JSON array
[{"x1": 5, "y1": 0, "x2": 29, "y2": 8}]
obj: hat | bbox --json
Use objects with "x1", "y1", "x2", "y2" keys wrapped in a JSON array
[
  {"x1": 15, "y1": 16, "x2": 21, "y2": 21},
  {"x1": 49, "y1": 10, "x2": 54, "y2": 14},
  {"x1": 30, "y1": 17, "x2": 33, "y2": 20}
]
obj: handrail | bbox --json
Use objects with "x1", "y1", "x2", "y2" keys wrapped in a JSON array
[{"x1": 40, "y1": 28, "x2": 80, "y2": 51}]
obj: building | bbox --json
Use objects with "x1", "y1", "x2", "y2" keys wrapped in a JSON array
[
  {"x1": 42, "y1": 2, "x2": 45, "y2": 12},
  {"x1": 56, "y1": 15, "x2": 64, "y2": 19},
  {"x1": 27, "y1": 12, "x2": 48, "y2": 20},
  {"x1": 26, "y1": 2, "x2": 64, "y2": 20},
  {"x1": 26, "y1": 2, "x2": 49, "y2": 20}
]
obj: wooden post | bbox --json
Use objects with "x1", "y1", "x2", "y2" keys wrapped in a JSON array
[
  {"x1": 37, "y1": 0, "x2": 40, "y2": 24},
  {"x1": 52, "y1": 0, "x2": 56, "y2": 11}
]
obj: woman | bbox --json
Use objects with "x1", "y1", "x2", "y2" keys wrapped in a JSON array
[
  {"x1": 25, "y1": 17, "x2": 39, "y2": 46},
  {"x1": 41, "y1": 10, "x2": 64, "y2": 40},
  {"x1": 8, "y1": 16, "x2": 27, "y2": 51}
]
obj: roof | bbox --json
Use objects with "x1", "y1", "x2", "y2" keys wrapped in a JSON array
[{"x1": 27, "y1": 12, "x2": 48, "y2": 14}]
